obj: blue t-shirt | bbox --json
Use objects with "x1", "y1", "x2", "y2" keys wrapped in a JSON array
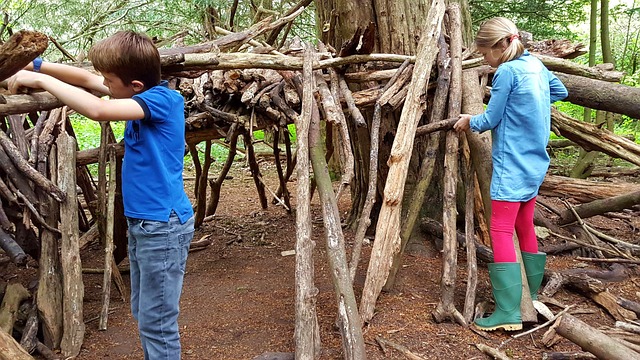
[
  {"x1": 470, "y1": 51, "x2": 568, "y2": 202},
  {"x1": 122, "y1": 81, "x2": 193, "y2": 223}
]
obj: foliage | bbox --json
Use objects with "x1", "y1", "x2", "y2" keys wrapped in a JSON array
[
  {"x1": 1, "y1": 0, "x2": 316, "y2": 61},
  {"x1": 469, "y1": 0, "x2": 590, "y2": 40}
]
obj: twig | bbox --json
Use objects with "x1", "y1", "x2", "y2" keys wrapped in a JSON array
[
  {"x1": 375, "y1": 336, "x2": 426, "y2": 360},
  {"x1": 501, "y1": 305, "x2": 575, "y2": 349},
  {"x1": 475, "y1": 343, "x2": 511, "y2": 360},
  {"x1": 576, "y1": 256, "x2": 640, "y2": 264}
]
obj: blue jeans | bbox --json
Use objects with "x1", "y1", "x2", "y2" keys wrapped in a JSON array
[{"x1": 127, "y1": 212, "x2": 195, "y2": 360}]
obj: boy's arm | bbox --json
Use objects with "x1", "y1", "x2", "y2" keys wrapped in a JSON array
[
  {"x1": 26, "y1": 60, "x2": 110, "y2": 95},
  {"x1": 9, "y1": 70, "x2": 144, "y2": 121}
]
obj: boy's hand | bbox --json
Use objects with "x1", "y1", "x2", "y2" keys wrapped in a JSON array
[
  {"x1": 7, "y1": 70, "x2": 44, "y2": 94},
  {"x1": 453, "y1": 114, "x2": 472, "y2": 132}
]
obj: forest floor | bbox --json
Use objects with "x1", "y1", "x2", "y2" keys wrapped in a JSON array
[{"x1": 7, "y1": 161, "x2": 640, "y2": 360}]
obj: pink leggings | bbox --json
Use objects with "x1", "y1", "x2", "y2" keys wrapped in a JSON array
[{"x1": 490, "y1": 197, "x2": 539, "y2": 263}]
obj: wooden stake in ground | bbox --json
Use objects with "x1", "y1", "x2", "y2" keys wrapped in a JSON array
[
  {"x1": 293, "y1": 43, "x2": 320, "y2": 360},
  {"x1": 360, "y1": 0, "x2": 445, "y2": 324},
  {"x1": 99, "y1": 146, "x2": 117, "y2": 330},
  {"x1": 432, "y1": 3, "x2": 465, "y2": 326},
  {"x1": 57, "y1": 131, "x2": 85, "y2": 358}
]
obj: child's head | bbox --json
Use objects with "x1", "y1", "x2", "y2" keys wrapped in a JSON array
[
  {"x1": 88, "y1": 31, "x2": 161, "y2": 92},
  {"x1": 474, "y1": 17, "x2": 524, "y2": 67}
]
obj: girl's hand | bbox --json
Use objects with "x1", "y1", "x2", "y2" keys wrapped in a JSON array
[{"x1": 453, "y1": 114, "x2": 472, "y2": 132}]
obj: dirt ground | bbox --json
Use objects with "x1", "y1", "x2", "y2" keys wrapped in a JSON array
[{"x1": 5, "y1": 162, "x2": 640, "y2": 359}]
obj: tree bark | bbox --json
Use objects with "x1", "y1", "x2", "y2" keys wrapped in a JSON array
[{"x1": 0, "y1": 283, "x2": 30, "y2": 333}]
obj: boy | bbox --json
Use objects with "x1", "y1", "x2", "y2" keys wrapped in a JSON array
[{"x1": 9, "y1": 31, "x2": 195, "y2": 359}]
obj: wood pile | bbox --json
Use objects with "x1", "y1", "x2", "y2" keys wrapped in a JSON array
[{"x1": 0, "y1": 6, "x2": 639, "y2": 360}]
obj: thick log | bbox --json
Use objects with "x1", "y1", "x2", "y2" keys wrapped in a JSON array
[
  {"x1": 0, "y1": 283, "x2": 30, "y2": 333},
  {"x1": 555, "y1": 314, "x2": 640, "y2": 360},
  {"x1": 0, "y1": 330, "x2": 34, "y2": 360},
  {"x1": 555, "y1": 73, "x2": 640, "y2": 119},
  {"x1": 56, "y1": 133, "x2": 84, "y2": 358},
  {"x1": 559, "y1": 190, "x2": 640, "y2": 225},
  {"x1": 0, "y1": 30, "x2": 48, "y2": 82},
  {"x1": 540, "y1": 174, "x2": 640, "y2": 203},
  {"x1": 360, "y1": 0, "x2": 445, "y2": 324}
]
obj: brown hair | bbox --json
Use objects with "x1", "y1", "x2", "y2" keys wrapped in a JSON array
[
  {"x1": 475, "y1": 17, "x2": 524, "y2": 64},
  {"x1": 88, "y1": 31, "x2": 161, "y2": 89}
]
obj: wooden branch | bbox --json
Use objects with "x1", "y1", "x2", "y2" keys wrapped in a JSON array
[
  {"x1": 0, "y1": 129, "x2": 65, "y2": 202},
  {"x1": 551, "y1": 108, "x2": 640, "y2": 167},
  {"x1": 0, "y1": 229, "x2": 27, "y2": 266},
  {"x1": 475, "y1": 343, "x2": 511, "y2": 360},
  {"x1": 99, "y1": 147, "x2": 117, "y2": 330},
  {"x1": 0, "y1": 283, "x2": 30, "y2": 333},
  {"x1": 57, "y1": 133, "x2": 84, "y2": 358},
  {"x1": 0, "y1": 330, "x2": 34, "y2": 360},
  {"x1": 375, "y1": 336, "x2": 426, "y2": 360},
  {"x1": 433, "y1": 4, "x2": 465, "y2": 326},
  {"x1": 357, "y1": 59, "x2": 412, "y2": 284},
  {"x1": 293, "y1": 43, "x2": 321, "y2": 359},
  {"x1": 310, "y1": 75, "x2": 366, "y2": 358},
  {"x1": 360, "y1": 0, "x2": 445, "y2": 324}
]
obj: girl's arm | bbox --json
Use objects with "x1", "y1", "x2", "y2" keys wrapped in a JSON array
[
  {"x1": 9, "y1": 71, "x2": 143, "y2": 122},
  {"x1": 549, "y1": 73, "x2": 568, "y2": 103},
  {"x1": 470, "y1": 67, "x2": 513, "y2": 132}
]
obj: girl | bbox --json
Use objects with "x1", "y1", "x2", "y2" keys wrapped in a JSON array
[{"x1": 454, "y1": 17, "x2": 568, "y2": 331}]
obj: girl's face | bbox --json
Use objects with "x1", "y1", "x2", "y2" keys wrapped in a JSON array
[{"x1": 478, "y1": 42, "x2": 507, "y2": 68}]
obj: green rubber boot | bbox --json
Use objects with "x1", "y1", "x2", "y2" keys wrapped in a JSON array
[
  {"x1": 522, "y1": 251, "x2": 546, "y2": 300},
  {"x1": 474, "y1": 262, "x2": 523, "y2": 331}
]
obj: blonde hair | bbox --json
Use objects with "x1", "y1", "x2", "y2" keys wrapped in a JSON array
[
  {"x1": 475, "y1": 17, "x2": 524, "y2": 64},
  {"x1": 88, "y1": 31, "x2": 161, "y2": 89}
]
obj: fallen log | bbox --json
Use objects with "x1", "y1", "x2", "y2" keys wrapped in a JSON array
[
  {"x1": 540, "y1": 175, "x2": 640, "y2": 203},
  {"x1": 543, "y1": 270, "x2": 637, "y2": 321},
  {"x1": 554, "y1": 314, "x2": 640, "y2": 360},
  {"x1": 555, "y1": 72, "x2": 640, "y2": 120},
  {"x1": 551, "y1": 108, "x2": 640, "y2": 167},
  {"x1": 558, "y1": 190, "x2": 640, "y2": 225}
]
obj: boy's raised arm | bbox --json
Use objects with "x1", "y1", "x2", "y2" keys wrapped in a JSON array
[
  {"x1": 26, "y1": 60, "x2": 109, "y2": 95},
  {"x1": 8, "y1": 70, "x2": 144, "y2": 122}
]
